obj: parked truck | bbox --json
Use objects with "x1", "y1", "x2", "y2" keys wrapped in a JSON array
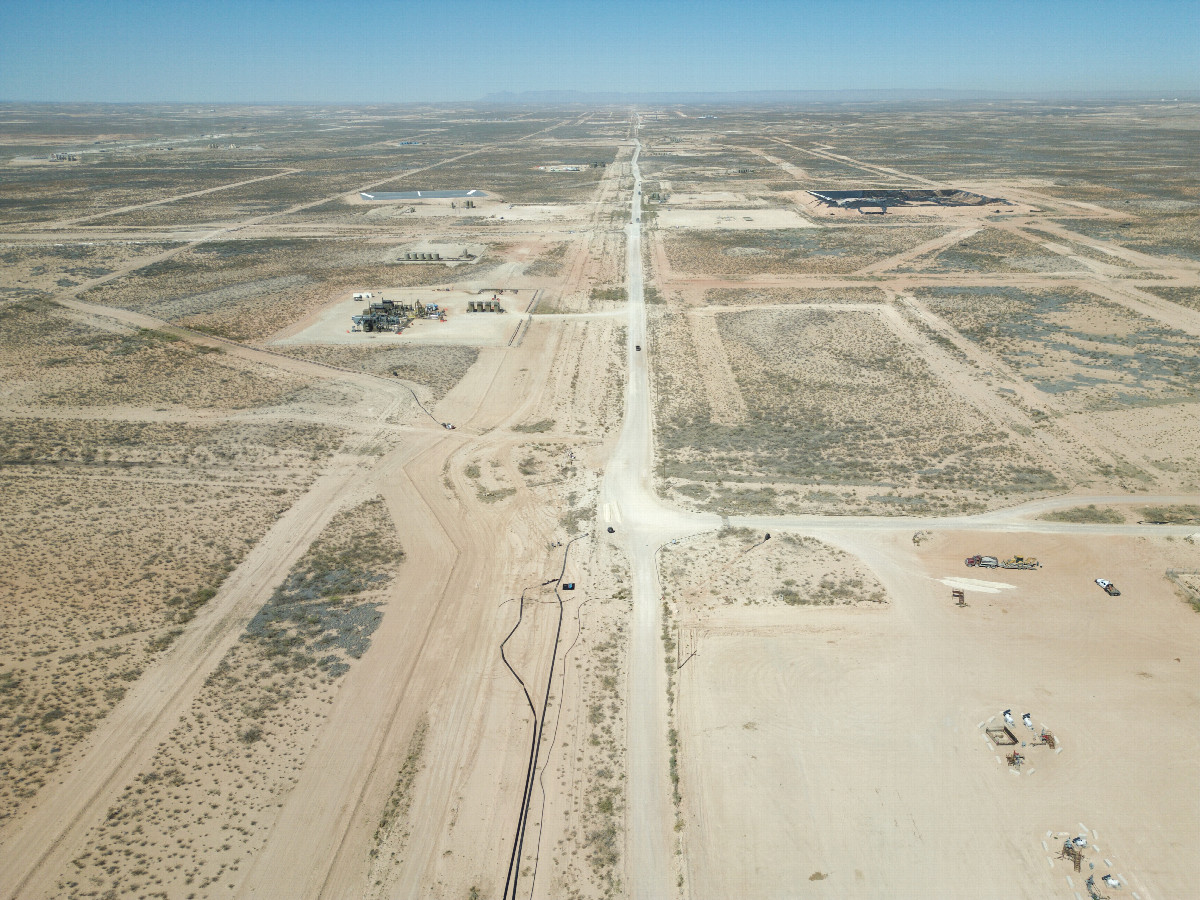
[{"x1": 965, "y1": 555, "x2": 999, "y2": 568}]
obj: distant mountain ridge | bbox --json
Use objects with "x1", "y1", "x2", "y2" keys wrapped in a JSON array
[{"x1": 480, "y1": 88, "x2": 1196, "y2": 104}]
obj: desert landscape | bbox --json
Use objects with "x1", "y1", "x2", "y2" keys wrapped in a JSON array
[{"x1": 2, "y1": 100, "x2": 1199, "y2": 900}]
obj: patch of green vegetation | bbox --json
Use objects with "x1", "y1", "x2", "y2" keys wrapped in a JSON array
[
  {"x1": 1140, "y1": 504, "x2": 1200, "y2": 524},
  {"x1": 559, "y1": 504, "x2": 591, "y2": 535},
  {"x1": 513, "y1": 418, "x2": 555, "y2": 433},
  {"x1": 164, "y1": 586, "x2": 218, "y2": 625},
  {"x1": 1040, "y1": 504, "x2": 1125, "y2": 524},
  {"x1": 245, "y1": 498, "x2": 402, "y2": 676},
  {"x1": 146, "y1": 629, "x2": 184, "y2": 654},
  {"x1": 590, "y1": 286, "x2": 627, "y2": 303},
  {"x1": 374, "y1": 717, "x2": 428, "y2": 848},
  {"x1": 477, "y1": 486, "x2": 516, "y2": 504},
  {"x1": 238, "y1": 726, "x2": 263, "y2": 745},
  {"x1": 773, "y1": 575, "x2": 883, "y2": 605}
]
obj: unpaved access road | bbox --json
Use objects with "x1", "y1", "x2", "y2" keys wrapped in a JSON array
[
  {"x1": 0, "y1": 457, "x2": 372, "y2": 899},
  {"x1": 600, "y1": 131, "x2": 716, "y2": 900},
  {"x1": 605, "y1": 123, "x2": 1200, "y2": 900}
]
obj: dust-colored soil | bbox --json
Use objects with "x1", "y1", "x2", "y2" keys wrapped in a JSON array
[
  {"x1": 3, "y1": 102, "x2": 1200, "y2": 900},
  {"x1": 677, "y1": 530, "x2": 1200, "y2": 900}
]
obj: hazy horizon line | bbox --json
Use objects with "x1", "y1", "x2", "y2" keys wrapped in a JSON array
[{"x1": 3, "y1": 88, "x2": 1199, "y2": 107}]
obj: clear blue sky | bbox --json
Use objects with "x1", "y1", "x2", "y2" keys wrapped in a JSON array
[{"x1": 2, "y1": 0, "x2": 1197, "y2": 102}]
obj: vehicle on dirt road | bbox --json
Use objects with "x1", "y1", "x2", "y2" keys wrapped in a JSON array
[{"x1": 1095, "y1": 578, "x2": 1121, "y2": 596}]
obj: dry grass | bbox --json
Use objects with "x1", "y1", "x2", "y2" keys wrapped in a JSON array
[
  {"x1": 913, "y1": 227, "x2": 1088, "y2": 274},
  {"x1": 701, "y1": 286, "x2": 887, "y2": 306},
  {"x1": 651, "y1": 307, "x2": 1058, "y2": 515},
  {"x1": 54, "y1": 497, "x2": 403, "y2": 898},
  {"x1": 0, "y1": 241, "x2": 179, "y2": 299},
  {"x1": 1039, "y1": 504, "x2": 1127, "y2": 524},
  {"x1": 524, "y1": 241, "x2": 570, "y2": 277},
  {"x1": 277, "y1": 343, "x2": 478, "y2": 400},
  {"x1": 366, "y1": 717, "x2": 429, "y2": 889},
  {"x1": 663, "y1": 226, "x2": 947, "y2": 275},
  {"x1": 1143, "y1": 285, "x2": 1200, "y2": 313},
  {"x1": 78, "y1": 239, "x2": 455, "y2": 342},
  {"x1": 0, "y1": 300, "x2": 313, "y2": 411},
  {"x1": 661, "y1": 530, "x2": 888, "y2": 611},
  {"x1": 0, "y1": 472, "x2": 304, "y2": 827},
  {"x1": 1058, "y1": 214, "x2": 1200, "y2": 263},
  {"x1": 918, "y1": 286, "x2": 1200, "y2": 411},
  {"x1": 554, "y1": 571, "x2": 632, "y2": 900}
]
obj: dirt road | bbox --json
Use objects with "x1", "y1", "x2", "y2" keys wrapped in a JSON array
[
  {"x1": 600, "y1": 130, "x2": 714, "y2": 900},
  {"x1": 0, "y1": 458, "x2": 370, "y2": 899}
]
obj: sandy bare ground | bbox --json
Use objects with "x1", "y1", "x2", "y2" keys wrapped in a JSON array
[
  {"x1": 617, "y1": 119, "x2": 1200, "y2": 900},
  {"x1": 677, "y1": 528, "x2": 1200, "y2": 900},
  {"x1": 0, "y1": 458, "x2": 372, "y2": 898},
  {"x1": 654, "y1": 208, "x2": 816, "y2": 229},
  {"x1": 0, "y1": 115, "x2": 598, "y2": 899},
  {"x1": 274, "y1": 291, "x2": 517, "y2": 348},
  {"x1": 30, "y1": 168, "x2": 302, "y2": 231},
  {"x1": 4, "y1": 106, "x2": 1200, "y2": 900}
]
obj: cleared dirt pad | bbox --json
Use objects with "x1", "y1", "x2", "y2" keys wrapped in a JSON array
[
  {"x1": 678, "y1": 531, "x2": 1200, "y2": 900},
  {"x1": 654, "y1": 208, "x2": 816, "y2": 229}
]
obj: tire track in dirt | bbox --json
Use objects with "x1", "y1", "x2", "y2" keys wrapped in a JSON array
[
  {"x1": 240, "y1": 314, "x2": 573, "y2": 897},
  {"x1": 893, "y1": 294, "x2": 1179, "y2": 486},
  {"x1": 857, "y1": 225, "x2": 981, "y2": 274},
  {"x1": 881, "y1": 298, "x2": 1135, "y2": 487},
  {"x1": 232, "y1": 436, "x2": 460, "y2": 898},
  {"x1": 0, "y1": 460, "x2": 368, "y2": 900},
  {"x1": 685, "y1": 311, "x2": 746, "y2": 425},
  {"x1": 32, "y1": 168, "x2": 302, "y2": 231}
]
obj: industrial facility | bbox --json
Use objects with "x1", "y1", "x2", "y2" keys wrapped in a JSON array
[{"x1": 350, "y1": 297, "x2": 445, "y2": 333}]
